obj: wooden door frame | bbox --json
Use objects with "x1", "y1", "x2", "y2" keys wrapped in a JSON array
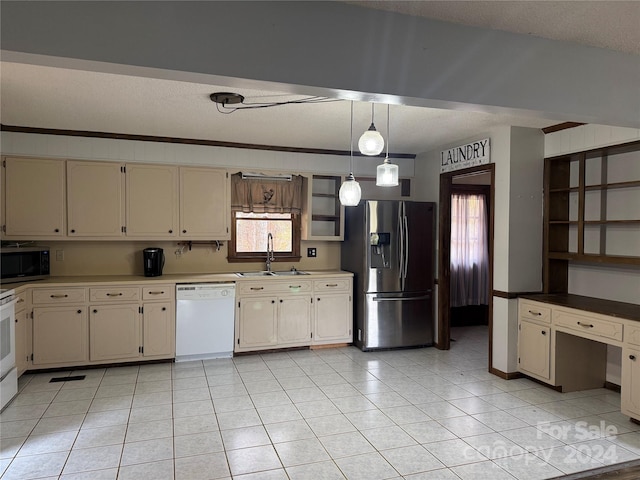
[{"x1": 437, "y1": 164, "x2": 495, "y2": 370}]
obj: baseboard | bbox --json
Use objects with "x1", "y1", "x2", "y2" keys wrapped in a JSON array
[
  {"x1": 310, "y1": 343, "x2": 350, "y2": 350},
  {"x1": 605, "y1": 381, "x2": 622, "y2": 393},
  {"x1": 489, "y1": 367, "x2": 523, "y2": 380}
]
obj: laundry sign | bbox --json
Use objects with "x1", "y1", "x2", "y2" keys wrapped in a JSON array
[{"x1": 440, "y1": 138, "x2": 491, "y2": 173}]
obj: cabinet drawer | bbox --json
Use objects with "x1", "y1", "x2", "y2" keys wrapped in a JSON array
[
  {"x1": 626, "y1": 323, "x2": 640, "y2": 347},
  {"x1": 313, "y1": 279, "x2": 351, "y2": 293},
  {"x1": 237, "y1": 280, "x2": 312, "y2": 296},
  {"x1": 142, "y1": 285, "x2": 173, "y2": 301},
  {"x1": 90, "y1": 287, "x2": 140, "y2": 302},
  {"x1": 553, "y1": 308, "x2": 623, "y2": 342},
  {"x1": 519, "y1": 300, "x2": 551, "y2": 324},
  {"x1": 33, "y1": 288, "x2": 86, "y2": 304}
]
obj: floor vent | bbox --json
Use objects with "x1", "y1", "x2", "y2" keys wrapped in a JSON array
[{"x1": 49, "y1": 375, "x2": 86, "y2": 383}]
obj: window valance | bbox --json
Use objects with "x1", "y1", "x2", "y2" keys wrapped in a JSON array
[{"x1": 230, "y1": 173, "x2": 303, "y2": 214}]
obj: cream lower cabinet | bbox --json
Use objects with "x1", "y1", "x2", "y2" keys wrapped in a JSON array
[
  {"x1": 277, "y1": 296, "x2": 312, "y2": 346},
  {"x1": 517, "y1": 320, "x2": 551, "y2": 381},
  {"x1": 237, "y1": 297, "x2": 278, "y2": 351},
  {"x1": 235, "y1": 276, "x2": 352, "y2": 353},
  {"x1": 622, "y1": 347, "x2": 640, "y2": 419},
  {"x1": 33, "y1": 306, "x2": 88, "y2": 366},
  {"x1": 89, "y1": 304, "x2": 140, "y2": 361},
  {"x1": 312, "y1": 279, "x2": 352, "y2": 345},
  {"x1": 142, "y1": 301, "x2": 174, "y2": 358},
  {"x1": 14, "y1": 290, "x2": 30, "y2": 376}
]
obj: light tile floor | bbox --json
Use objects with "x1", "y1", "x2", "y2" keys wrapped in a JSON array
[{"x1": 2, "y1": 326, "x2": 640, "y2": 480}]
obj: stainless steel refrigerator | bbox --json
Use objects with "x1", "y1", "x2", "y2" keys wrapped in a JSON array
[{"x1": 342, "y1": 200, "x2": 436, "y2": 350}]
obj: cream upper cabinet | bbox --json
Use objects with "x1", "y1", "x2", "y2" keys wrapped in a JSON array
[
  {"x1": 126, "y1": 164, "x2": 178, "y2": 237},
  {"x1": 67, "y1": 161, "x2": 125, "y2": 237},
  {"x1": 302, "y1": 174, "x2": 345, "y2": 241},
  {"x1": 3, "y1": 157, "x2": 66, "y2": 237},
  {"x1": 179, "y1": 167, "x2": 229, "y2": 239}
]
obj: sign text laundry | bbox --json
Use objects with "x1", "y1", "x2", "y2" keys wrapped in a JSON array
[{"x1": 440, "y1": 138, "x2": 491, "y2": 173}]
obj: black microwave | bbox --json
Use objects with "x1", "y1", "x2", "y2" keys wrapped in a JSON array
[{"x1": 0, "y1": 247, "x2": 50, "y2": 283}]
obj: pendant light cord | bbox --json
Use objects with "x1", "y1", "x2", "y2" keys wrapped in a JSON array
[
  {"x1": 386, "y1": 104, "x2": 390, "y2": 160},
  {"x1": 350, "y1": 101, "x2": 354, "y2": 175}
]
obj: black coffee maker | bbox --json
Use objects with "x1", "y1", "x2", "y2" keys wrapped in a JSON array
[{"x1": 143, "y1": 248, "x2": 165, "y2": 277}]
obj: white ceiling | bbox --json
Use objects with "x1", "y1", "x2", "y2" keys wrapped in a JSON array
[{"x1": 1, "y1": 1, "x2": 637, "y2": 156}]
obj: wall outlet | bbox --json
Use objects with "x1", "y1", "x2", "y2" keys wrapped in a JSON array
[
  {"x1": 307, "y1": 247, "x2": 317, "y2": 258},
  {"x1": 56, "y1": 249, "x2": 64, "y2": 261}
]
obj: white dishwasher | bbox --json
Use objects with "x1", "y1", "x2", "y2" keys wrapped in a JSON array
[{"x1": 175, "y1": 283, "x2": 235, "y2": 361}]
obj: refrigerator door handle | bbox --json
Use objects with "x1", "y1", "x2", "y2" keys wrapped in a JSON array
[
  {"x1": 372, "y1": 295, "x2": 432, "y2": 302},
  {"x1": 403, "y1": 214, "x2": 409, "y2": 282},
  {"x1": 398, "y1": 202, "x2": 404, "y2": 287}
]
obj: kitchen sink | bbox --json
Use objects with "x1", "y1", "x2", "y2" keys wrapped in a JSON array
[
  {"x1": 235, "y1": 270, "x2": 309, "y2": 277},
  {"x1": 236, "y1": 271, "x2": 275, "y2": 277}
]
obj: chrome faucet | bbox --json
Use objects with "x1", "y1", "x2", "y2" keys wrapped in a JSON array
[{"x1": 266, "y1": 233, "x2": 275, "y2": 272}]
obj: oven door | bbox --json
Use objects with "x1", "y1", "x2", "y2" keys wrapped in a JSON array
[{"x1": 0, "y1": 297, "x2": 17, "y2": 392}]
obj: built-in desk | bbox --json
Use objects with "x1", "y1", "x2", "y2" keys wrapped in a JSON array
[{"x1": 517, "y1": 294, "x2": 640, "y2": 422}]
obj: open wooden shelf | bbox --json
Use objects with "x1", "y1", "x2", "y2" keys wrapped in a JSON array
[{"x1": 543, "y1": 140, "x2": 640, "y2": 293}]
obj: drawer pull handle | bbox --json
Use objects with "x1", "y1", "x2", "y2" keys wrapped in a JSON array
[
  {"x1": 326, "y1": 284, "x2": 338, "y2": 287},
  {"x1": 528, "y1": 310, "x2": 542, "y2": 316},
  {"x1": 50, "y1": 294, "x2": 68, "y2": 299},
  {"x1": 148, "y1": 291, "x2": 165, "y2": 295},
  {"x1": 289, "y1": 285, "x2": 302, "y2": 289},
  {"x1": 541, "y1": 330, "x2": 546, "y2": 335},
  {"x1": 16, "y1": 298, "x2": 24, "y2": 304},
  {"x1": 250, "y1": 287, "x2": 264, "y2": 291},
  {"x1": 630, "y1": 355, "x2": 637, "y2": 361},
  {"x1": 106, "y1": 293, "x2": 123, "y2": 297},
  {"x1": 577, "y1": 321, "x2": 594, "y2": 328}
]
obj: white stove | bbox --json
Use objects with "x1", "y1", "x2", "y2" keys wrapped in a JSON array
[{"x1": 0, "y1": 288, "x2": 18, "y2": 411}]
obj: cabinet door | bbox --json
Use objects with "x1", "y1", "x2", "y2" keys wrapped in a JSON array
[
  {"x1": 314, "y1": 293, "x2": 352, "y2": 344},
  {"x1": 143, "y1": 302, "x2": 174, "y2": 358},
  {"x1": 277, "y1": 295, "x2": 311, "y2": 346},
  {"x1": 622, "y1": 347, "x2": 640, "y2": 419},
  {"x1": 67, "y1": 161, "x2": 124, "y2": 237},
  {"x1": 4, "y1": 157, "x2": 66, "y2": 237},
  {"x1": 518, "y1": 320, "x2": 551, "y2": 380},
  {"x1": 89, "y1": 304, "x2": 140, "y2": 361},
  {"x1": 237, "y1": 297, "x2": 277, "y2": 350},
  {"x1": 180, "y1": 167, "x2": 229, "y2": 239},
  {"x1": 126, "y1": 164, "x2": 178, "y2": 237},
  {"x1": 33, "y1": 306, "x2": 88, "y2": 365},
  {"x1": 14, "y1": 308, "x2": 28, "y2": 376}
]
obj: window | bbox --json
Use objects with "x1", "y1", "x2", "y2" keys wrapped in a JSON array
[{"x1": 228, "y1": 211, "x2": 301, "y2": 261}]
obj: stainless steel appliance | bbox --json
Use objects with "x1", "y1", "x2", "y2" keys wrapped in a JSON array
[
  {"x1": 143, "y1": 248, "x2": 164, "y2": 277},
  {"x1": 342, "y1": 200, "x2": 436, "y2": 350},
  {"x1": 175, "y1": 283, "x2": 236, "y2": 361},
  {"x1": 0, "y1": 246, "x2": 50, "y2": 283},
  {"x1": 0, "y1": 289, "x2": 18, "y2": 411}
]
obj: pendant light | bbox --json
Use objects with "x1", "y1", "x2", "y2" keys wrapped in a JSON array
[
  {"x1": 358, "y1": 103, "x2": 385, "y2": 156},
  {"x1": 339, "y1": 101, "x2": 361, "y2": 206},
  {"x1": 376, "y1": 104, "x2": 399, "y2": 187}
]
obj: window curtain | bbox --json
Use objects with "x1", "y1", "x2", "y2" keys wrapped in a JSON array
[
  {"x1": 231, "y1": 173, "x2": 303, "y2": 214},
  {"x1": 450, "y1": 193, "x2": 489, "y2": 307}
]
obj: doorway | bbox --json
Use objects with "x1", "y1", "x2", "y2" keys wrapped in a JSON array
[{"x1": 438, "y1": 164, "x2": 495, "y2": 369}]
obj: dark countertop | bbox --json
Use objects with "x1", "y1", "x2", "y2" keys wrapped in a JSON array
[{"x1": 520, "y1": 293, "x2": 640, "y2": 322}]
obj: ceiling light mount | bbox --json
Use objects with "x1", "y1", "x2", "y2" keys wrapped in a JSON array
[{"x1": 210, "y1": 92, "x2": 245, "y2": 106}]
